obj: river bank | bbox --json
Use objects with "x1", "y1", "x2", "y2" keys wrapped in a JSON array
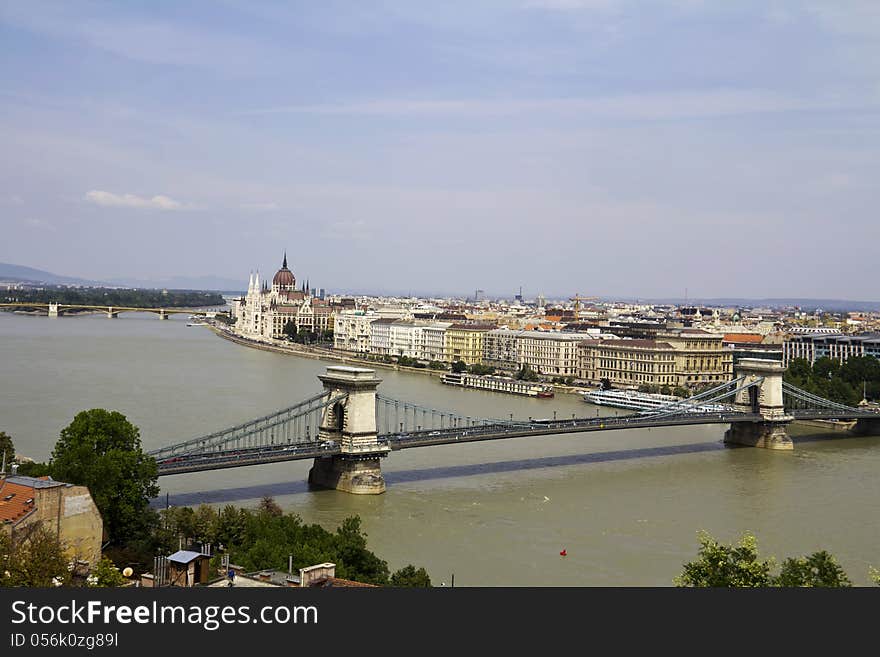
[{"x1": 209, "y1": 325, "x2": 592, "y2": 397}]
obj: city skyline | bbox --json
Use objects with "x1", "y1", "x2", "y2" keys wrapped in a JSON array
[{"x1": 2, "y1": 2, "x2": 879, "y2": 299}]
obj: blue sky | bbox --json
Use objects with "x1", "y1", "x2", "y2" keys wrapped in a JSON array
[{"x1": 1, "y1": 1, "x2": 878, "y2": 299}]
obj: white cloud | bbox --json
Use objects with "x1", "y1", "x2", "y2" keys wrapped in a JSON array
[{"x1": 84, "y1": 190, "x2": 184, "y2": 210}]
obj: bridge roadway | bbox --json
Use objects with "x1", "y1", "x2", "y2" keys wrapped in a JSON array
[
  {"x1": 156, "y1": 410, "x2": 764, "y2": 476},
  {"x1": 0, "y1": 302, "x2": 214, "y2": 315},
  {"x1": 155, "y1": 406, "x2": 880, "y2": 476}
]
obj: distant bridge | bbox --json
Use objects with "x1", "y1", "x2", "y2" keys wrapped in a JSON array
[
  {"x1": 149, "y1": 360, "x2": 880, "y2": 493},
  {"x1": 0, "y1": 302, "x2": 222, "y2": 319}
]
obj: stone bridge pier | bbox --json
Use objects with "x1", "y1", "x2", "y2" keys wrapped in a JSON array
[
  {"x1": 308, "y1": 366, "x2": 390, "y2": 494},
  {"x1": 48, "y1": 302, "x2": 60, "y2": 317},
  {"x1": 724, "y1": 358, "x2": 794, "y2": 450}
]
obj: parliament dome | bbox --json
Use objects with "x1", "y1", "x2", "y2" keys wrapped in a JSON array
[{"x1": 272, "y1": 253, "x2": 295, "y2": 289}]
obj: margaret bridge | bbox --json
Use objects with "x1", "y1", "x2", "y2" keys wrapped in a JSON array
[
  {"x1": 147, "y1": 359, "x2": 880, "y2": 494},
  {"x1": 0, "y1": 302, "x2": 223, "y2": 319}
]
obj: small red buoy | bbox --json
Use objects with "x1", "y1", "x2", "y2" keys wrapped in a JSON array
[{"x1": 560, "y1": 549, "x2": 567, "y2": 556}]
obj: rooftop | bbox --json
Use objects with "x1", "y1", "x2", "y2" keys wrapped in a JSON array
[{"x1": 0, "y1": 480, "x2": 37, "y2": 524}]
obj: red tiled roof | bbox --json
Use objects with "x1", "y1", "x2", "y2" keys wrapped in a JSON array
[
  {"x1": 0, "y1": 480, "x2": 36, "y2": 524},
  {"x1": 723, "y1": 333, "x2": 764, "y2": 343}
]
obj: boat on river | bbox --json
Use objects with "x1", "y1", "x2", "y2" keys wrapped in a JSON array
[
  {"x1": 441, "y1": 373, "x2": 554, "y2": 398},
  {"x1": 583, "y1": 389, "x2": 728, "y2": 414}
]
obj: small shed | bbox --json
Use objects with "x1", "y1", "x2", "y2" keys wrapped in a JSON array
[{"x1": 167, "y1": 550, "x2": 212, "y2": 587}]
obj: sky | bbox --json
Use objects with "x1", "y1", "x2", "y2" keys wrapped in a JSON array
[{"x1": 1, "y1": 1, "x2": 878, "y2": 299}]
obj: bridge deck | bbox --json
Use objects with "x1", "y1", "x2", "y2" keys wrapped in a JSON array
[
  {"x1": 156, "y1": 411, "x2": 761, "y2": 475},
  {"x1": 155, "y1": 407, "x2": 879, "y2": 476}
]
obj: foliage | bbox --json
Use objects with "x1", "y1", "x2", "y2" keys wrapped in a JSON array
[
  {"x1": 397, "y1": 355, "x2": 426, "y2": 368},
  {"x1": 677, "y1": 532, "x2": 857, "y2": 587},
  {"x1": 551, "y1": 376, "x2": 574, "y2": 385},
  {"x1": 599, "y1": 377, "x2": 611, "y2": 390},
  {"x1": 390, "y1": 565, "x2": 432, "y2": 587},
  {"x1": 50, "y1": 409, "x2": 159, "y2": 545},
  {"x1": 517, "y1": 365, "x2": 540, "y2": 382},
  {"x1": 213, "y1": 312, "x2": 235, "y2": 325},
  {"x1": 469, "y1": 364, "x2": 495, "y2": 376},
  {"x1": 14, "y1": 461, "x2": 52, "y2": 477},
  {"x1": 0, "y1": 430, "x2": 14, "y2": 468},
  {"x1": 784, "y1": 355, "x2": 879, "y2": 406},
  {"x1": 0, "y1": 522, "x2": 71, "y2": 587},
  {"x1": 451, "y1": 360, "x2": 468, "y2": 373},
  {"x1": 156, "y1": 498, "x2": 430, "y2": 587},
  {"x1": 428, "y1": 360, "x2": 447, "y2": 370},
  {"x1": 283, "y1": 322, "x2": 319, "y2": 344},
  {"x1": 775, "y1": 551, "x2": 851, "y2": 587},
  {"x1": 675, "y1": 531, "x2": 773, "y2": 587},
  {"x1": 1, "y1": 286, "x2": 224, "y2": 309},
  {"x1": 672, "y1": 386, "x2": 691, "y2": 398},
  {"x1": 88, "y1": 557, "x2": 128, "y2": 587}
]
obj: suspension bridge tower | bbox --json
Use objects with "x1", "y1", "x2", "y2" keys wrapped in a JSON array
[
  {"x1": 724, "y1": 358, "x2": 794, "y2": 450},
  {"x1": 308, "y1": 366, "x2": 391, "y2": 494}
]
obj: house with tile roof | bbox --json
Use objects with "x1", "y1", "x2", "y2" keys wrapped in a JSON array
[{"x1": 0, "y1": 470, "x2": 103, "y2": 567}]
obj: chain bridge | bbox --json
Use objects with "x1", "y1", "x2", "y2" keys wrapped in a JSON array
[{"x1": 148, "y1": 360, "x2": 880, "y2": 494}]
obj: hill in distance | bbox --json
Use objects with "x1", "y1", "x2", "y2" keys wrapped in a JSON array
[{"x1": 0, "y1": 262, "x2": 242, "y2": 292}]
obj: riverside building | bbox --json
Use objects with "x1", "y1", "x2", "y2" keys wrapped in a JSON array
[
  {"x1": 783, "y1": 332, "x2": 880, "y2": 366},
  {"x1": 232, "y1": 254, "x2": 333, "y2": 340}
]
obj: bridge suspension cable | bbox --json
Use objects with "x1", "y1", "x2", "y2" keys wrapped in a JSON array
[
  {"x1": 636, "y1": 376, "x2": 755, "y2": 419},
  {"x1": 782, "y1": 382, "x2": 865, "y2": 414},
  {"x1": 149, "y1": 391, "x2": 347, "y2": 461},
  {"x1": 375, "y1": 394, "x2": 512, "y2": 435}
]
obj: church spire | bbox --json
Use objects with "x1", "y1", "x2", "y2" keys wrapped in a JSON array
[{"x1": 283, "y1": 251, "x2": 288, "y2": 269}]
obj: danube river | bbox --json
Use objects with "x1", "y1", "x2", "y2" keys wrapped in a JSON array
[{"x1": 2, "y1": 311, "x2": 879, "y2": 585}]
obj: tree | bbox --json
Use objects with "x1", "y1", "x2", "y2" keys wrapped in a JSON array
[
  {"x1": 428, "y1": 360, "x2": 447, "y2": 370},
  {"x1": 257, "y1": 496, "x2": 283, "y2": 517},
  {"x1": 451, "y1": 360, "x2": 468, "y2": 373},
  {"x1": 390, "y1": 565, "x2": 432, "y2": 587},
  {"x1": 517, "y1": 365, "x2": 540, "y2": 382},
  {"x1": 0, "y1": 430, "x2": 14, "y2": 468},
  {"x1": 599, "y1": 377, "x2": 611, "y2": 390},
  {"x1": 785, "y1": 357, "x2": 812, "y2": 383},
  {"x1": 813, "y1": 356, "x2": 840, "y2": 380},
  {"x1": 0, "y1": 522, "x2": 71, "y2": 587},
  {"x1": 50, "y1": 409, "x2": 159, "y2": 545},
  {"x1": 774, "y1": 551, "x2": 851, "y2": 587},
  {"x1": 283, "y1": 321, "x2": 297, "y2": 340},
  {"x1": 14, "y1": 461, "x2": 52, "y2": 477},
  {"x1": 676, "y1": 532, "x2": 855, "y2": 588},
  {"x1": 675, "y1": 531, "x2": 773, "y2": 587},
  {"x1": 88, "y1": 557, "x2": 128, "y2": 587}
]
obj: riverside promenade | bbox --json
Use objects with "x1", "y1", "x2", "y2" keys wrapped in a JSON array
[{"x1": 208, "y1": 325, "x2": 589, "y2": 396}]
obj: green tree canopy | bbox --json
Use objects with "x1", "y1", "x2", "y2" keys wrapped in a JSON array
[
  {"x1": 677, "y1": 532, "x2": 857, "y2": 587},
  {"x1": 675, "y1": 531, "x2": 772, "y2": 587},
  {"x1": 89, "y1": 556, "x2": 129, "y2": 587},
  {"x1": 775, "y1": 551, "x2": 851, "y2": 587},
  {"x1": 0, "y1": 522, "x2": 71, "y2": 587},
  {"x1": 390, "y1": 565, "x2": 432, "y2": 587},
  {"x1": 451, "y1": 360, "x2": 468, "y2": 373},
  {"x1": 0, "y1": 430, "x2": 14, "y2": 468},
  {"x1": 50, "y1": 409, "x2": 159, "y2": 544}
]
